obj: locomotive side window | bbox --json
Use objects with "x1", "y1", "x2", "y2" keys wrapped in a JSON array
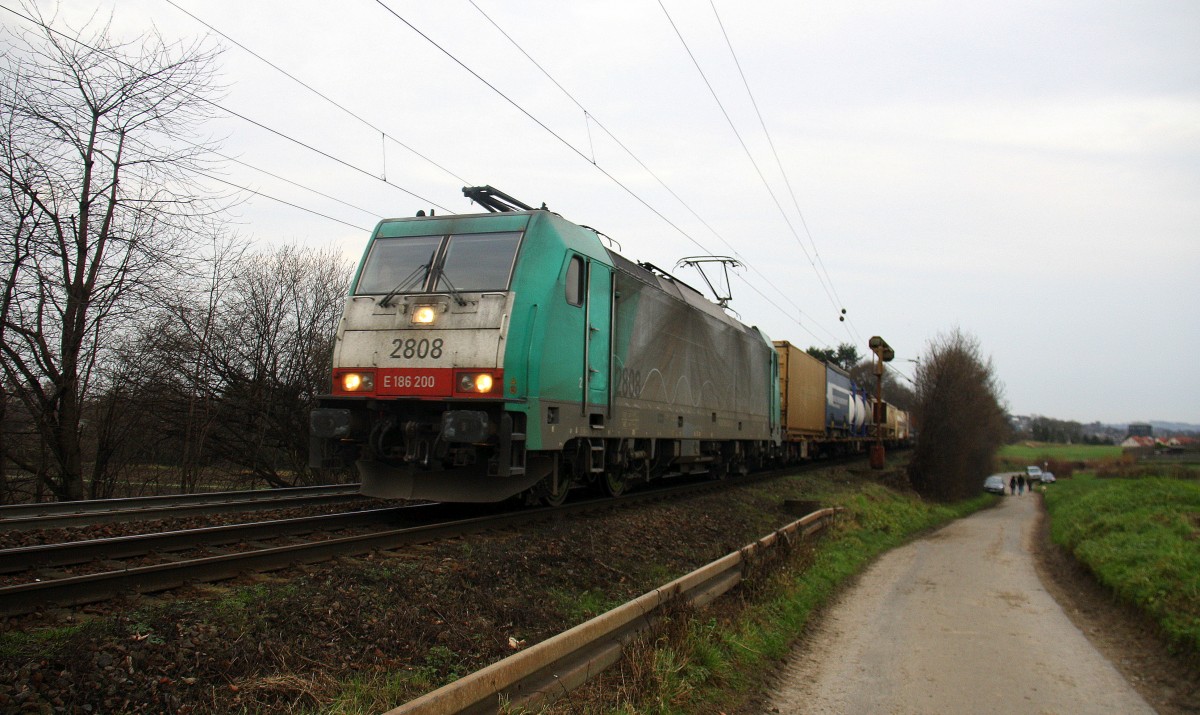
[
  {"x1": 434, "y1": 232, "x2": 522, "y2": 292},
  {"x1": 565, "y1": 255, "x2": 584, "y2": 306},
  {"x1": 356, "y1": 235, "x2": 440, "y2": 295}
]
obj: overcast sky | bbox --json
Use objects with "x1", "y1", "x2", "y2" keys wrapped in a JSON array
[{"x1": 12, "y1": 0, "x2": 1200, "y2": 425}]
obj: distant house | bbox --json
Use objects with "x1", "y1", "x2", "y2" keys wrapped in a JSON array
[
  {"x1": 1164, "y1": 436, "x2": 1198, "y2": 454},
  {"x1": 1122, "y1": 435, "x2": 1197, "y2": 456}
]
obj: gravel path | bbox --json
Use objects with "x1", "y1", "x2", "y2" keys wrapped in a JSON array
[{"x1": 765, "y1": 493, "x2": 1155, "y2": 714}]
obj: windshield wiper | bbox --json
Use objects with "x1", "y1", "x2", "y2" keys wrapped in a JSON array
[
  {"x1": 378, "y1": 263, "x2": 429, "y2": 308},
  {"x1": 436, "y1": 271, "x2": 469, "y2": 307}
]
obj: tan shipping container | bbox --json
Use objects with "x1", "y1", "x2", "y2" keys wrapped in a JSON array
[
  {"x1": 773, "y1": 340, "x2": 826, "y2": 439},
  {"x1": 884, "y1": 401, "x2": 899, "y2": 440},
  {"x1": 880, "y1": 402, "x2": 910, "y2": 442}
]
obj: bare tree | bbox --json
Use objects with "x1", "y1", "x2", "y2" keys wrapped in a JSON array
[
  {"x1": 200, "y1": 244, "x2": 351, "y2": 487},
  {"x1": 0, "y1": 63, "x2": 43, "y2": 503},
  {"x1": 0, "y1": 7, "x2": 224, "y2": 500},
  {"x1": 133, "y1": 232, "x2": 247, "y2": 493},
  {"x1": 80, "y1": 350, "x2": 154, "y2": 499},
  {"x1": 133, "y1": 244, "x2": 352, "y2": 489},
  {"x1": 907, "y1": 329, "x2": 1009, "y2": 501}
]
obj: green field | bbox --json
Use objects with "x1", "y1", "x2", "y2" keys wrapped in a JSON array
[
  {"x1": 998, "y1": 442, "x2": 1122, "y2": 465},
  {"x1": 1043, "y1": 473, "x2": 1200, "y2": 653}
]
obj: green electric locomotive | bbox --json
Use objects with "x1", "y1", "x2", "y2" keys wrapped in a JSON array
[{"x1": 310, "y1": 187, "x2": 781, "y2": 503}]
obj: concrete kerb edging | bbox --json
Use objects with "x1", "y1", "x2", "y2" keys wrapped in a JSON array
[{"x1": 384, "y1": 506, "x2": 842, "y2": 715}]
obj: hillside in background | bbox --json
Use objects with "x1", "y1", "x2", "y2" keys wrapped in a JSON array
[
  {"x1": 1010, "y1": 416, "x2": 1199, "y2": 445},
  {"x1": 1145, "y1": 421, "x2": 1200, "y2": 434}
]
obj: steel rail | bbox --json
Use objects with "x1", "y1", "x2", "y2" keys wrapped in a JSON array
[
  {"x1": 0, "y1": 483, "x2": 361, "y2": 518},
  {"x1": 0, "y1": 479, "x2": 729, "y2": 616},
  {"x1": 386, "y1": 507, "x2": 842, "y2": 715},
  {"x1": 0, "y1": 461, "x2": 857, "y2": 616},
  {"x1": 0, "y1": 510, "x2": 513, "y2": 616},
  {"x1": 0, "y1": 503, "x2": 445, "y2": 574},
  {"x1": 0, "y1": 486, "x2": 369, "y2": 531}
]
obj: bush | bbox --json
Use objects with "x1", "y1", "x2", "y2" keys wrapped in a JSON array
[
  {"x1": 1041, "y1": 458, "x2": 1075, "y2": 479},
  {"x1": 907, "y1": 330, "x2": 1008, "y2": 501}
]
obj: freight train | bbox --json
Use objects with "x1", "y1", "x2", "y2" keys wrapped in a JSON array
[{"x1": 309, "y1": 187, "x2": 909, "y2": 503}]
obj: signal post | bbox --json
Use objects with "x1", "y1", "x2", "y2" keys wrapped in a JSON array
[{"x1": 868, "y1": 336, "x2": 894, "y2": 470}]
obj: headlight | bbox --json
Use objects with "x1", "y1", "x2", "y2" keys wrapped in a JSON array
[
  {"x1": 340, "y1": 371, "x2": 375, "y2": 392},
  {"x1": 456, "y1": 372, "x2": 496, "y2": 394},
  {"x1": 411, "y1": 305, "x2": 437, "y2": 325}
]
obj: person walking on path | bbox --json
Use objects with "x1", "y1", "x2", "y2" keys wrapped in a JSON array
[
  {"x1": 1009, "y1": 475, "x2": 1017, "y2": 495},
  {"x1": 1018, "y1": 474, "x2": 1026, "y2": 495}
]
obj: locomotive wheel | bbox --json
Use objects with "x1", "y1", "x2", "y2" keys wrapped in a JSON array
[
  {"x1": 538, "y1": 473, "x2": 570, "y2": 507},
  {"x1": 601, "y1": 470, "x2": 627, "y2": 498}
]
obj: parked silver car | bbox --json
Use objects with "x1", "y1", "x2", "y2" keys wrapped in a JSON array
[{"x1": 984, "y1": 475, "x2": 1007, "y2": 494}]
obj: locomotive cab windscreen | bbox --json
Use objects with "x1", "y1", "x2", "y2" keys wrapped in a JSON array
[{"x1": 356, "y1": 230, "x2": 523, "y2": 300}]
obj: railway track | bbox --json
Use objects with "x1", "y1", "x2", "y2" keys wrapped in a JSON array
[
  {"x1": 0, "y1": 459, "x2": 866, "y2": 617},
  {"x1": 0, "y1": 474, "x2": 752, "y2": 617},
  {"x1": 0, "y1": 503, "x2": 444, "y2": 575},
  {"x1": 0, "y1": 483, "x2": 367, "y2": 531}
]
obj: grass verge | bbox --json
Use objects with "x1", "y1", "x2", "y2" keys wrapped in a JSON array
[
  {"x1": 1043, "y1": 472, "x2": 1200, "y2": 654},
  {"x1": 540, "y1": 481, "x2": 995, "y2": 714}
]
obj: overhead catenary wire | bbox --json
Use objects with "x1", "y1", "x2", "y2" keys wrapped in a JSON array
[
  {"x1": 199, "y1": 172, "x2": 373, "y2": 232},
  {"x1": 111, "y1": 0, "x2": 857, "y2": 350},
  {"x1": 7, "y1": 0, "x2": 863, "y2": 352},
  {"x1": 176, "y1": 0, "x2": 843, "y2": 349},
  {"x1": 38, "y1": 110, "x2": 378, "y2": 235},
  {"x1": 708, "y1": 0, "x2": 845, "y2": 310},
  {"x1": 657, "y1": 0, "x2": 860, "y2": 345},
  {"x1": 163, "y1": 0, "x2": 471, "y2": 188},
  {"x1": 706, "y1": 0, "x2": 858, "y2": 341},
  {"x1": 734, "y1": 274, "x2": 829, "y2": 345},
  {"x1": 887, "y1": 363, "x2": 917, "y2": 386},
  {"x1": 0, "y1": 3, "x2": 455, "y2": 219},
  {"x1": 211, "y1": 148, "x2": 384, "y2": 221},
  {"x1": 12, "y1": 0, "x2": 708, "y2": 284},
  {"x1": 182, "y1": 0, "x2": 845, "y2": 350},
  {"x1": 369, "y1": 1, "x2": 723, "y2": 257},
  {"x1": 463, "y1": 0, "x2": 839, "y2": 344},
  {"x1": 200, "y1": 91, "x2": 456, "y2": 214},
  {"x1": 111, "y1": 124, "x2": 386, "y2": 227}
]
